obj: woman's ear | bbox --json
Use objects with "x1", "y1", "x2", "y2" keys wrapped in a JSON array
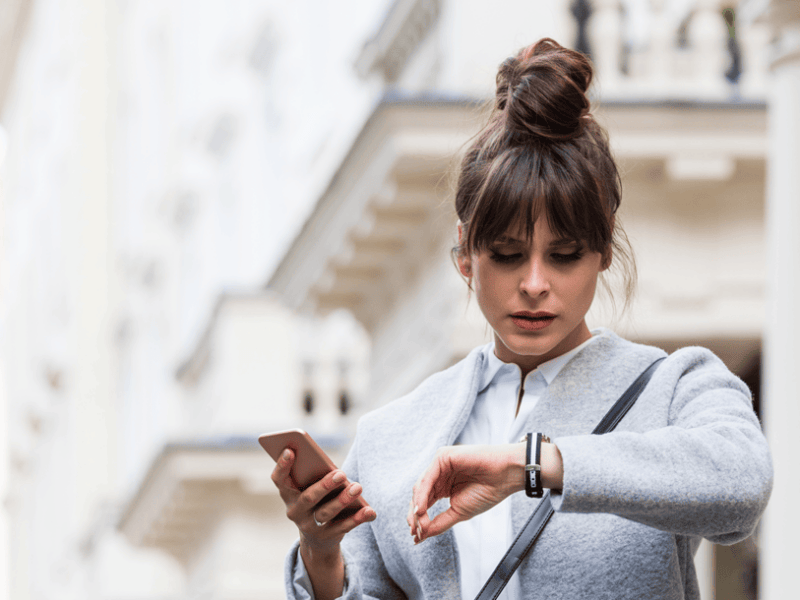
[
  {"x1": 456, "y1": 222, "x2": 472, "y2": 278},
  {"x1": 458, "y1": 253, "x2": 472, "y2": 278}
]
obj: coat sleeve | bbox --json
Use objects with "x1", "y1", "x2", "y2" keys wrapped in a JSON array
[
  {"x1": 550, "y1": 348, "x2": 773, "y2": 545},
  {"x1": 284, "y1": 430, "x2": 408, "y2": 600}
]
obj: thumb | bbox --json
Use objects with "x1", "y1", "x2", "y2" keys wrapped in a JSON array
[{"x1": 419, "y1": 507, "x2": 462, "y2": 541}]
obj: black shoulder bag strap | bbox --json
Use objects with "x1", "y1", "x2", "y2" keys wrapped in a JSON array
[{"x1": 473, "y1": 357, "x2": 666, "y2": 600}]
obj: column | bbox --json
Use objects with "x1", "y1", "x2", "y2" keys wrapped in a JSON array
[
  {"x1": 589, "y1": 0, "x2": 623, "y2": 93},
  {"x1": 753, "y1": 1, "x2": 800, "y2": 599},
  {"x1": 647, "y1": 0, "x2": 673, "y2": 95},
  {"x1": 689, "y1": 0, "x2": 730, "y2": 98},
  {"x1": 67, "y1": 0, "x2": 116, "y2": 531},
  {"x1": 0, "y1": 122, "x2": 9, "y2": 600}
]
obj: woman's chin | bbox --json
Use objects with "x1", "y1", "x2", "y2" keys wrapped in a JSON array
[{"x1": 494, "y1": 333, "x2": 560, "y2": 363}]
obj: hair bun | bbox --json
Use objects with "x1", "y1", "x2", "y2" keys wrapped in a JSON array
[{"x1": 496, "y1": 38, "x2": 593, "y2": 142}]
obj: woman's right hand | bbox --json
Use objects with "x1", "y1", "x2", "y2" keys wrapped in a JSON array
[{"x1": 271, "y1": 447, "x2": 377, "y2": 560}]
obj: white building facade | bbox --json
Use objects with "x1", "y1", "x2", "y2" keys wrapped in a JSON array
[{"x1": 1, "y1": 0, "x2": 795, "y2": 599}]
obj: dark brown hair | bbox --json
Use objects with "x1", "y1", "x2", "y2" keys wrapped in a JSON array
[{"x1": 454, "y1": 38, "x2": 635, "y2": 308}]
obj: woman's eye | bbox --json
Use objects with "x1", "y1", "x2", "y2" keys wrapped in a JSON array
[
  {"x1": 551, "y1": 251, "x2": 583, "y2": 264},
  {"x1": 489, "y1": 251, "x2": 523, "y2": 264}
]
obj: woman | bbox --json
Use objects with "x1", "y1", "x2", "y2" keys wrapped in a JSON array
[{"x1": 271, "y1": 39, "x2": 773, "y2": 600}]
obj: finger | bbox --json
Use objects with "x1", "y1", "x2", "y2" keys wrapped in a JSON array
[
  {"x1": 415, "y1": 508, "x2": 432, "y2": 541},
  {"x1": 409, "y1": 498, "x2": 421, "y2": 540},
  {"x1": 412, "y1": 458, "x2": 444, "y2": 523},
  {"x1": 291, "y1": 470, "x2": 349, "y2": 517},
  {"x1": 407, "y1": 499, "x2": 423, "y2": 542},
  {"x1": 322, "y1": 504, "x2": 377, "y2": 537},
  {"x1": 410, "y1": 489, "x2": 433, "y2": 541},
  {"x1": 271, "y1": 448, "x2": 299, "y2": 492},
  {"x1": 407, "y1": 499, "x2": 427, "y2": 544},
  {"x1": 312, "y1": 481, "x2": 364, "y2": 525}
]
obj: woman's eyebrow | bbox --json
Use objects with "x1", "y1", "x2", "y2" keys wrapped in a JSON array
[
  {"x1": 549, "y1": 238, "x2": 580, "y2": 247},
  {"x1": 495, "y1": 235, "x2": 524, "y2": 244},
  {"x1": 494, "y1": 235, "x2": 581, "y2": 247}
]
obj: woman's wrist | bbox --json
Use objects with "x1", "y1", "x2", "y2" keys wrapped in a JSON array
[
  {"x1": 509, "y1": 441, "x2": 528, "y2": 494},
  {"x1": 512, "y1": 440, "x2": 564, "y2": 492},
  {"x1": 541, "y1": 442, "x2": 564, "y2": 490},
  {"x1": 299, "y1": 538, "x2": 342, "y2": 569},
  {"x1": 299, "y1": 540, "x2": 345, "y2": 600}
]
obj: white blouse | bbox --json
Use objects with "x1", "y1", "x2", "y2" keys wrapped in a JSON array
[{"x1": 452, "y1": 335, "x2": 598, "y2": 600}]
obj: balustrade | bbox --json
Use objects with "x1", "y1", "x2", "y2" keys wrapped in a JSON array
[{"x1": 581, "y1": 0, "x2": 769, "y2": 101}]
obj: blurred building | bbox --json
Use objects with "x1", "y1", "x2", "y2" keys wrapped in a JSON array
[{"x1": 0, "y1": 0, "x2": 797, "y2": 599}]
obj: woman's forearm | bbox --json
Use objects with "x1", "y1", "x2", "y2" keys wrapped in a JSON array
[{"x1": 299, "y1": 541, "x2": 345, "y2": 600}]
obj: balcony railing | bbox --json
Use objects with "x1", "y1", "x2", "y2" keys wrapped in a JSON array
[{"x1": 577, "y1": 0, "x2": 769, "y2": 101}]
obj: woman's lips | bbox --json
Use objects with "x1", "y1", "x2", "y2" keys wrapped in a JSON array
[{"x1": 510, "y1": 312, "x2": 555, "y2": 331}]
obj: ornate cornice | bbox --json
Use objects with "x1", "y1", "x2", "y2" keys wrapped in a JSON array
[
  {"x1": 266, "y1": 93, "x2": 480, "y2": 332},
  {"x1": 355, "y1": 0, "x2": 441, "y2": 83}
]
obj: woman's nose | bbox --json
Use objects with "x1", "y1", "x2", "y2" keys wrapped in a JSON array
[{"x1": 519, "y1": 258, "x2": 550, "y2": 297}]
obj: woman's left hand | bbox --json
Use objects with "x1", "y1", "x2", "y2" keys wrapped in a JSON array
[
  {"x1": 408, "y1": 442, "x2": 564, "y2": 543},
  {"x1": 407, "y1": 443, "x2": 525, "y2": 543}
]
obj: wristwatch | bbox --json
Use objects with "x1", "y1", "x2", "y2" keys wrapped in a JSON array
[{"x1": 522, "y1": 432, "x2": 551, "y2": 498}]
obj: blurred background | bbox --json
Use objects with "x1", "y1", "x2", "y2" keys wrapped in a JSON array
[{"x1": 0, "y1": 0, "x2": 797, "y2": 598}]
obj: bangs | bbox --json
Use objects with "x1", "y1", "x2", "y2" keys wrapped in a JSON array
[{"x1": 464, "y1": 143, "x2": 612, "y2": 254}]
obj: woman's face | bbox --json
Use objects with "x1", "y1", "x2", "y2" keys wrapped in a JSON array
[{"x1": 459, "y1": 218, "x2": 608, "y2": 373}]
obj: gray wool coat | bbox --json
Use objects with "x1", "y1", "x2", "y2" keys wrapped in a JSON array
[{"x1": 285, "y1": 329, "x2": 773, "y2": 599}]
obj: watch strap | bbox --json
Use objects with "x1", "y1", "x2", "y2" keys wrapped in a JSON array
[{"x1": 524, "y1": 433, "x2": 549, "y2": 498}]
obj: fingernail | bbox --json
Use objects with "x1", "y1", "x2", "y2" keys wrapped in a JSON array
[
  {"x1": 348, "y1": 483, "x2": 361, "y2": 496},
  {"x1": 417, "y1": 524, "x2": 422, "y2": 539},
  {"x1": 282, "y1": 449, "x2": 291, "y2": 460},
  {"x1": 414, "y1": 505, "x2": 419, "y2": 514},
  {"x1": 332, "y1": 471, "x2": 345, "y2": 483}
]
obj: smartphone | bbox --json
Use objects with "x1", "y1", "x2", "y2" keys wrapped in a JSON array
[{"x1": 259, "y1": 428, "x2": 367, "y2": 520}]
